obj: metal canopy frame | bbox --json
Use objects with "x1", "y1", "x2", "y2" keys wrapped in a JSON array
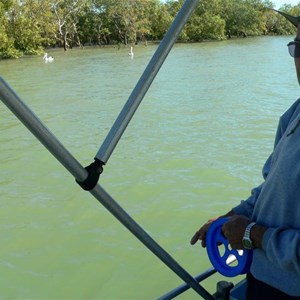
[{"x1": 0, "y1": 0, "x2": 217, "y2": 299}]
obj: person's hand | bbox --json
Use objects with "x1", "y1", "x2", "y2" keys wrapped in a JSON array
[
  {"x1": 190, "y1": 217, "x2": 219, "y2": 247},
  {"x1": 222, "y1": 215, "x2": 251, "y2": 249},
  {"x1": 190, "y1": 210, "x2": 235, "y2": 247}
]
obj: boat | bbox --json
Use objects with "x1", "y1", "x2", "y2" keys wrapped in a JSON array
[{"x1": 0, "y1": 0, "x2": 248, "y2": 298}]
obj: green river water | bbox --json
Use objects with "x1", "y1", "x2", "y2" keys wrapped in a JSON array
[{"x1": 0, "y1": 36, "x2": 299, "y2": 299}]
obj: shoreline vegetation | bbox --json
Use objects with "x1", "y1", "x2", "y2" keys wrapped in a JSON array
[{"x1": 1, "y1": 0, "x2": 300, "y2": 60}]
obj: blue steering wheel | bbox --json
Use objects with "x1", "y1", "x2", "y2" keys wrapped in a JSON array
[{"x1": 206, "y1": 218, "x2": 253, "y2": 277}]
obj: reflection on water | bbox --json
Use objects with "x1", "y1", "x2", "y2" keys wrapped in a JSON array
[{"x1": 0, "y1": 36, "x2": 299, "y2": 299}]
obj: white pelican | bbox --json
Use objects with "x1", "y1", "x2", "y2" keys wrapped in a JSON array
[
  {"x1": 128, "y1": 46, "x2": 134, "y2": 57},
  {"x1": 43, "y1": 53, "x2": 54, "y2": 63}
]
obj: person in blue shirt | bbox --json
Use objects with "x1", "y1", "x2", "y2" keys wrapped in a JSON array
[{"x1": 191, "y1": 10, "x2": 300, "y2": 300}]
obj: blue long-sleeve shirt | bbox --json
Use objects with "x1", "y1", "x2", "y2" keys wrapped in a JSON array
[{"x1": 233, "y1": 98, "x2": 300, "y2": 296}]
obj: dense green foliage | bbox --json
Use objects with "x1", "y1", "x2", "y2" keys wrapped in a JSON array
[{"x1": 1, "y1": 0, "x2": 300, "y2": 59}]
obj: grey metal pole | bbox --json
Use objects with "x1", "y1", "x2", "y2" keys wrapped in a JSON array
[
  {"x1": 158, "y1": 267, "x2": 217, "y2": 300},
  {"x1": 0, "y1": 77, "x2": 214, "y2": 299},
  {"x1": 95, "y1": 0, "x2": 200, "y2": 164}
]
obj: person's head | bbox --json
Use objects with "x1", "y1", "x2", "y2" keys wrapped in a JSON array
[
  {"x1": 293, "y1": 25, "x2": 300, "y2": 85},
  {"x1": 275, "y1": 10, "x2": 300, "y2": 84}
]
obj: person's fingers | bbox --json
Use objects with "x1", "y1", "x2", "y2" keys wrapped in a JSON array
[
  {"x1": 190, "y1": 230, "x2": 201, "y2": 245},
  {"x1": 190, "y1": 223, "x2": 210, "y2": 246},
  {"x1": 190, "y1": 217, "x2": 219, "y2": 247}
]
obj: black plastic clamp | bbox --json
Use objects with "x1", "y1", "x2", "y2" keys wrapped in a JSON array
[{"x1": 76, "y1": 158, "x2": 104, "y2": 191}]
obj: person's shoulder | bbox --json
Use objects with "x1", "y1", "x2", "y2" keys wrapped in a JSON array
[
  {"x1": 273, "y1": 99, "x2": 300, "y2": 145},
  {"x1": 291, "y1": 97, "x2": 300, "y2": 108},
  {"x1": 281, "y1": 98, "x2": 300, "y2": 123}
]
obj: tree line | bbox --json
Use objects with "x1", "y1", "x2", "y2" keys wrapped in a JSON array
[{"x1": 0, "y1": 0, "x2": 299, "y2": 59}]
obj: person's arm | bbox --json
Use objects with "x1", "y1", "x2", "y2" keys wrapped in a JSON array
[
  {"x1": 251, "y1": 223, "x2": 267, "y2": 248},
  {"x1": 262, "y1": 228, "x2": 300, "y2": 274},
  {"x1": 221, "y1": 215, "x2": 267, "y2": 249},
  {"x1": 221, "y1": 215, "x2": 300, "y2": 275}
]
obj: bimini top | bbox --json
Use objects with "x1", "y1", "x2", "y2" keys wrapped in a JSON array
[{"x1": 274, "y1": 9, "x2": 300, "y2": 28}]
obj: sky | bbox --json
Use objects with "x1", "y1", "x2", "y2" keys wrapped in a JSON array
[
  {"x1": 273, "y1": 0, "x2": 300, "y2": 8},
  {"x1": 160, "y1": 0, "x2": 300, "y2": 8}
]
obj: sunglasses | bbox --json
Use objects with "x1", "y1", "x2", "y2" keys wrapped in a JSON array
[{"x1": 287, "y1": 40, "x2": 300, "y2": 58}]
